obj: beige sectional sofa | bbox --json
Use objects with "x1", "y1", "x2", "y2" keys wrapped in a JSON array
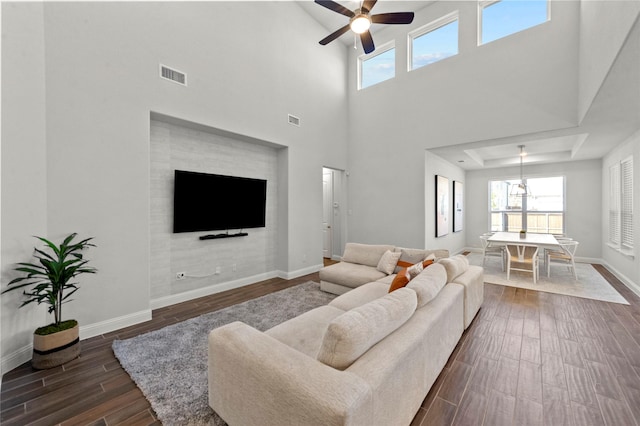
[{"x1": 208, "y1": 247, "x2": 484, "y2": 426}]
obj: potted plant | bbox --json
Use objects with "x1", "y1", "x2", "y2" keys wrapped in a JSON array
[{"x1": 2, "y1": 233, "x2": 96, "y2": 369}]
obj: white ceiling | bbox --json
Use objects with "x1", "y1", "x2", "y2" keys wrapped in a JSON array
[{"x1": 298, "y1": 1, "x2": 640, "y2": 171}]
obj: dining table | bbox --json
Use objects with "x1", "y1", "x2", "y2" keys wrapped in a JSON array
[
  {"x1": 487, "y1": 231, "x2": 560, "y2": 248},
  {"x1": 487, "y1": 232, "x2": 560, "y2": 270}
]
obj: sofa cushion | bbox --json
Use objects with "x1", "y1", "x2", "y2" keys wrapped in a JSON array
[
  {"x1": 329, "y1": 281, "x2": 390, "y2": 311},
  {"x1": 376, "y1": 250, "x2": 402, "y2": 274},
  {"x1": 393, "y1": 248, "x2": 449, "y2": 273},
  {"x1": 320, "y1": 262, "x2": 388, "y2": 289},
  {"x1": 266, "y1": 305, "x2": 345, "y2": 358},
  {"x1": 407, "y1": 263, "x2": 448, "y2": 307},
  {"x1": 342, "y1": 243, "x2": 395, "y2": 268},
  {"x1": 317, "y1": 288, "x2": 418, "y2": 370},
  {"x1": 438, "y1": 254, "x2": 470, "y2": 282}
]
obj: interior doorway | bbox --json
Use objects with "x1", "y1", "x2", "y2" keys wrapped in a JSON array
[{"x1": 322, "y1": 167, "x2": 344, "y2": 262}]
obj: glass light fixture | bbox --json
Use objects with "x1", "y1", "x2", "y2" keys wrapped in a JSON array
[
  {"x1": 351, "y1": 14, "x2": 371, "y2": 34},
  {"x1": 510, "y1": 145, "x2": 529, "y2": 197}
]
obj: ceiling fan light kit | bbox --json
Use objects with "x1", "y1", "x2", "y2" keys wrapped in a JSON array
[
  {"x1": 350, "y1": 13, "x2": 371, "y2": 34},
  {"x1": 315, "y1": 0, "x2": 414, "y2": 54}
]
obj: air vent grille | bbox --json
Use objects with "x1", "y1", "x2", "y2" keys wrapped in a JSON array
[
  {"x1": 160, "y1": 65, "x2": 187, "y2": 86},
  {"x1": 288, "y1": 114, "x2": 300, "y2": 127}
]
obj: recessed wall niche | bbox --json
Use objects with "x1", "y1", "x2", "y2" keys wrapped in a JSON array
[{"x1": 150, "y1": 115, "x2": 280, "y2": 301}]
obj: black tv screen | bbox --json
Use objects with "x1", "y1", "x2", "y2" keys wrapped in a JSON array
[{"x1": 173, "y1": 170, "x2": 267, "y2": 233}]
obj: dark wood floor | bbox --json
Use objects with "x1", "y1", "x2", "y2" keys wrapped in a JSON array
[{"x1": 2, "y1": 263, "x2": 640, "y2": 426}]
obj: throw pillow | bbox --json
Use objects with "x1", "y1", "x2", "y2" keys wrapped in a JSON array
[
  {"x1": 376, "y1": 250, "x2": 402, "y2": 274},
  {"x1": 407, "y1": 258, "x2": 435, "y2": 279},
  {"x1": 389, "y1": 268, "x2": 410, "y2": 292},
  {"x1": 317, "y1": 288, "x2": 418, "y2": 370}
]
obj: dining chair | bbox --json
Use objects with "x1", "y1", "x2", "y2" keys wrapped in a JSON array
[
  {"x1": 547, "y1": 240, "x2": 579, "y2": 280},
  {"x1": 480, "y1": 235, "x2": 505, "y2": 271},
  {"x1": 544, "y1": 236, "x2": 571, "y2": 270},
  {"x1": 506, "y1": 244, "x2": 539, "y2": 284}
]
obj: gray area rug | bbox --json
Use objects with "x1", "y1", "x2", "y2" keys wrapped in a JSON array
[
  {"x1": 468, "y1": 252, "x2": 628, "y2": 304},
  {"x1": 112, "y1": 281, "x2": 336, "y2": 425}
]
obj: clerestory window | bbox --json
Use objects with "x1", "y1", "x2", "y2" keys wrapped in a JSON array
[
  {"x1": 409, "y1": 11, "x2": 459, "y2": 71},
  {"x1": 479, "y1": 0, "x2": 550, "y2": 45},
  {"x1": 358, "y1": 42, "x2": 395, "y2": 90}
]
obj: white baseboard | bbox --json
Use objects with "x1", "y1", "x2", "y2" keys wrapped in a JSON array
[
  {"x1": 1, "y1": 343, "x2": 32, "y2": 376},
  {"x1": 79, "y1": 310, "x2": 152, "y2": 340},
  {"x1": 1, "y1": 309, "x2": 152, "y2": 375},
  {"x1": 150, "y1": 271, "x2": 280, "y2": 310},
  {"x1": 603, "y1": 261, "x2": 640, "y2": 298},
  {"x1": 277, "y1": 263, "x2": 323, "y2": 280}
]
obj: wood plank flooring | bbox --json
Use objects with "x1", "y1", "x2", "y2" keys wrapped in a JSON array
[{"x1": 2, "y1": 263, "x2": 640, "y2": 426}]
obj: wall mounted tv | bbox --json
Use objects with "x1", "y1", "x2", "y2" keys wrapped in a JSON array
[{"x1": 173, "y1": 170, "x2": 267, "y2": 233}]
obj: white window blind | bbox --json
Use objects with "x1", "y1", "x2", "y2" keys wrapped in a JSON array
[
  {"x1": 609, "y1": 163, "x2": 621, "y2": 245},
  {"x1": 621, "y1": 157, "x2": 634, "y2": 249}
]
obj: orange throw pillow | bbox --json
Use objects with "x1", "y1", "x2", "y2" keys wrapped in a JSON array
[
  {"x1": 389, "y1": 268, "x2": 411, "y2": 292},
  {"x1": 422, "y1": 259, "x2": 434, "y2": 268}
]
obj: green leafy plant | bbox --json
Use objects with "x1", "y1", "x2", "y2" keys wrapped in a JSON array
[{"x1": 2, "y1": 233, "x2": 96, "y2": 329}]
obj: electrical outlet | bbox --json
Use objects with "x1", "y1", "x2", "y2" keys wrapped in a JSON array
[
  {"x1": 232, "y1": 264, "x2": 237, "y2": 272},
  {"x1": 176, "y1": 272, "x2": 186, "y2": 280},
  {"x1": 215, "y1": 266, "x2": 221, "y2": 275}
]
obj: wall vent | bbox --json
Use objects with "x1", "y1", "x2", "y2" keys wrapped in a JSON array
[
  {"x1": 160, "y1": 64, "x2": 187, "y2": 86},
  {"x1": 288, "y1": 114, "x2": 300, "y2": 127}
]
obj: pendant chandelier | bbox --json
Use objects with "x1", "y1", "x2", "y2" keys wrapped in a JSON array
[{"x1": 511, "y1": 145, "x2": 529, "y2": 197}]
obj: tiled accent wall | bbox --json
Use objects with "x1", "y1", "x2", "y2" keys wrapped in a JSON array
[{"x1": 150, "y1": 119, "x2": 279, "y2": 300}]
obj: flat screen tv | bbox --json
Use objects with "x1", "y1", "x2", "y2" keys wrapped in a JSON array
[{"x1": 173, "y1": 170, "x2": 267, "y2": 233}]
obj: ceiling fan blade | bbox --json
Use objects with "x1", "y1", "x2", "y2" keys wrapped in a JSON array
[
  {"x1": 314, "y1": 0, "x2": 355, "y2": 18},
  {"x1": 360, "y1": 31, "x2": 375, "y2": 54},
  {"x1": 362, "y1": 0, "x2": 378, "y2": 13},
  {"x1": 371, "y1": 12, "x2": 415, "y2": 25},
  {"x1": 319, "y1": 24, "x2": 352, "y2": 45}
]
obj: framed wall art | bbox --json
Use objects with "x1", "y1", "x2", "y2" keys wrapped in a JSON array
[
  {"x1": 435, "y1": 175, "x2": 449, "y2": 237},
  {"x1": 453, "y1": 180, "x2": 463, "y2": 232}
]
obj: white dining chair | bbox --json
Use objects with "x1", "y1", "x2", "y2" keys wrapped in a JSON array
[
  {"x1": 506, "y1": 244, "x2": 539, "y2": 284},
  {"x1": 480, "y1": 235, "x2": 505, "y2": 271},
  {"x1": 547, "y1": 240, "x2": 579, "y2": 280}
]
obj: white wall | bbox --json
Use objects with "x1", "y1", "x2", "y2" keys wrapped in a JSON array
[
  {"x1": 425, "y1": 152, "x2": 466, "y2": 254},
  {"x1": 346, "y1": 0, "x2": 580, "y2": 248},
  {"x1": 465, "y1": 160, "x2": 603, "y2": 260},
  {"x1": 602, "y1": 130, "x2": 640, "y2": 294},
  {"x1": 1, "y1": 2, "x2": 50, "y2": 373},
  {"x1": 1, "y1": 1, "x2": 349, "y2": 372},
  {"x1": 578, "y1": 1, "x2": 640, "y2": 121}
]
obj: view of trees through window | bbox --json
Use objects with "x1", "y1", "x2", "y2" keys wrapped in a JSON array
[{"x1": 490, "y1": 176, "x2": 564, "y2": 233}]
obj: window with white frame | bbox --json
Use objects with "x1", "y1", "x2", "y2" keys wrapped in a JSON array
[
  {"x1": 489, "y1": 176, "x2": 564, "y2": 234},
  {"x1": 479, "y1": 0, "x2": 549, "y2": 45},
  {"x1": 409, "y1": 11, "x2": 459, "y2": 71},
  {"x1": 358, "y1": 43, "x2": 395, "y2": 90},
  {"x1": 609, "y1": 157, "x2": 634, "y2": 253}
]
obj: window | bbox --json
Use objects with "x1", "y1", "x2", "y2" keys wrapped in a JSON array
[
  {"x1": 490, "y1": 176, "x2": 564, "y2": 233},
  {"x1": 359, "y1": 43, "x2": 395, "y2": 90},
  {"x1": 609, "y1": 157, "x2": 634, "y2": 254},
  {"x1": 479, "y1": 0, "x2": 549, "y2": 45},
  {"x1": 409, "y1": 12, "x2": 458, "y2": 71}
]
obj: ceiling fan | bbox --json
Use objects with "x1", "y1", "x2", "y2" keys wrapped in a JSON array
[{"x1": 315, "y1": 0, "x2": 415, "y2": 54}]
